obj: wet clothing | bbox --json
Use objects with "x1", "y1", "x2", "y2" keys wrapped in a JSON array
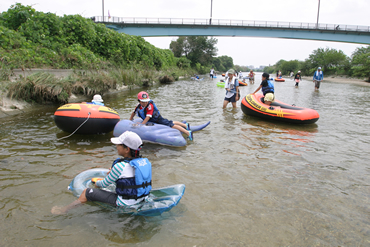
[
  {"x1": 224, "y1": 93, "x2": 237, "y2": 103},
  {"x1": 85, "y1": 188, "x2": 117, "y2": 206}
]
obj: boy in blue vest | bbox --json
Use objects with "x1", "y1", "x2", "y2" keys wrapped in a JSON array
[
  {"x1": 51, "y1": 131, "x2": 151, "y2": 214},
  {"x1": 252, "y1": 72, "x2": 275, "y2": 109},
  {"x1": 129, "y1": 91, "x2": 193, "y2": 140}
]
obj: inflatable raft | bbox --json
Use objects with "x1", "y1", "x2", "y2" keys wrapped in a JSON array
[
  {"x1": 54, "y1": 103, "x2": 120, "y2": 134},
  {"x1": 68, "y1": 168, "x2": 185, "y2": 216},
  {"x1": 238, "y1": 80, "x2": 248, "y2": 86},
  {"x1": 217, "y1": 81, "x2": 225, "y2": 87},
  {"x1": 275, "y1": 78, "x2": 285, "y2": 82},
  {"x1": 241, "y1": 94, "x2": 319, "y2": 124},
  {"x1": 113, "y1": 119, "x2": 211, "y2": 146}
]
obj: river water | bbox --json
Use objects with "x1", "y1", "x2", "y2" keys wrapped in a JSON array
[{"x1": 0, "y1": 73, "x2": 369, "y2": 246}]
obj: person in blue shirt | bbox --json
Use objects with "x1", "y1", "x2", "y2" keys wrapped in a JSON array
[{"x1": 313, "y1": 67, "x2": 324, "y2": 90}]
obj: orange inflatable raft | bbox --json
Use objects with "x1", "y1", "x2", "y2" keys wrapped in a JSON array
[
  {"x1": 241, "y1": 94, "x2": 319, "y2": 124},
  {"x1": 54, "y1": 103, "x2": 120, "y2": 134},
  {"x1": 238, "y1": 80, "x2": 248, "y2": 86},
  {"x1": 275, "y1": 78, "x2": 285, "y2": 82}
]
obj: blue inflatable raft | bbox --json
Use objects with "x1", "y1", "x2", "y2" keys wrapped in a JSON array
[
  {"x1": 68, "y1": 168, "x2": 185, "y2": 216},
  {"x1": 113, "y1": 119, "x2": 211, "y2": 147}
]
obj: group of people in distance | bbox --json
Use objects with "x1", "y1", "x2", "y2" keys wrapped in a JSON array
[
  {"x1": 223, "y1": 66, "x2": 324, "y2": 110},
  {"x1": 289, "y1": 67, "x2": 324, "y2": 89}
]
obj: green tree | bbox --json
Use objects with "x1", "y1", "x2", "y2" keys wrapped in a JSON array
[
  {"x1": 169, "y1": 36, "x2": 218, "y2": 66},
  {"x1": 307, "y1": 48, "x2": 349, "y2": 74},
  {"x1": 351, "y1": 46, "x2": 370, "y2": 82},
  {"x1": 0, "y1": 3, "x2": 35, "y2": 31}
]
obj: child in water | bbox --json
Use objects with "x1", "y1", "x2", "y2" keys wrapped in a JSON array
[
  {"x1": 51, "y1": 131, "x2": 151, "y2": 214},
  {"x1": 129, "y1": 91, "x2": 193, "y2": 140}
]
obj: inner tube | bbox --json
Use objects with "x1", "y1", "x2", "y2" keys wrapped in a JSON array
[
  {"x1": 54, "y1": 103, "x2": 120, "y2": 134},
  {"x1": 217, "y1": 81, "x2": 225, "y2": 87},
  {"x1": 241, "y1": 94, "x2": 319, "y2": 124},
  {"x1": 68, "y1": 168, "x2": 185, "y2": 216},
  {"x1": 113, "y1": 119, "x2": 211, "y2": 146}
]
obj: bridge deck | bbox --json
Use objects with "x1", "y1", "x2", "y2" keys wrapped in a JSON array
[{"x1": 92, "y1": 16, "x2": 370, "y2": 33}]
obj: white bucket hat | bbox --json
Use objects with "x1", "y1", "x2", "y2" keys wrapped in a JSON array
[
  {"x1": 111, "y1": 131, "x2": 143, "y2": 150},
  {"x1": 92, "y1": 94, "x2": 103, "y2": 103}
]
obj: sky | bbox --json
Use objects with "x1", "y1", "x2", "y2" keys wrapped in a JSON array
[{"x1": 1, "y1": 0, "x2": 369, "y2": 68}]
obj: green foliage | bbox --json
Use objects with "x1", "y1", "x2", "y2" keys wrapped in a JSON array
[
  {"x1": 212, "y1": 55, "x2": 234, "y2": 72},
  {"x1": 170, "y1": 36, "x2": 218, "y2": 68},
  {"x1": 0, "y1": 3, "x2": 177, "y2": 71},
  {"x1": 307, "y1": 47, "x2": 349, "y2": 74},
  {"x1": 351, "y1": 46, "x2": 370, "y2": 81},
  {"x1": 175, "y1": 56, "x2": 191, "y2": 69},
  {"x1": 234, "y1": 65, "x2": 250, "y2": 72},
  {"x1": 0, "y1": 3, "x2": 36, "y2": 31}
]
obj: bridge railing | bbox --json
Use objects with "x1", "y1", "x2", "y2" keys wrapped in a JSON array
[{"x1": 91, "y1": 16, "x2": 370, "y2": 32}]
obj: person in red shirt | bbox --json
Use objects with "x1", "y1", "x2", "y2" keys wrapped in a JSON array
[{"x1": 129, "y1": 91, "x2": 193, "y2": 140}]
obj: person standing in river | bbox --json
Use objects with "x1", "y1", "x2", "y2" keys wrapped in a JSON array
[
  {"x1": 313, "y1": 67, "x2": 324, "y2": 90},
  {"x1": 210, "y1": 68, "x2": 215, "y2": 79},
  {"x1": 294, "y1": 71, "x2": 302, "y2": 87},
  {"x1": 223, "y1": 69, "x2": 240, "y2": 109}
]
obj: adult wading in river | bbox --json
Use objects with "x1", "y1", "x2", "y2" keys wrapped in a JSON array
[
  {"x1": 223, "y1": 69, "x2": 240, "y2": 109},
  {"x1": 313, "y1": 67, "x2": 324, "y2": 90}
]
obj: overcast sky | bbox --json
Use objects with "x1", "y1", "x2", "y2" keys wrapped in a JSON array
[{"x1": 1, "y1": 0, "x2": 369, "y2": 68}]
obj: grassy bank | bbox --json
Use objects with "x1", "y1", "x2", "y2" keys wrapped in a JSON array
[{"x1": 0, "y1": 65, "x2": 196, "y2": 105}]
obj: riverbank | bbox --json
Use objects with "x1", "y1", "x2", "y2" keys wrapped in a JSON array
[
  {"x1": 302, "y1": 75, "x2": 370, "y2": 86},
  {"x1": 0, "y1": 67, "x2": 195, "y2": 118}
]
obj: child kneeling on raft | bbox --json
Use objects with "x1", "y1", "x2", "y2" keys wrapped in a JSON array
[
  {"x1": 129, "y1": 91, "x2": 193, "y2": 141},
  {"x1": 252, "y1": 72, "x2": 275, "y2": 109},
  {"x1": 51, "y1": 131, "x2": 152, "y2": 214}
]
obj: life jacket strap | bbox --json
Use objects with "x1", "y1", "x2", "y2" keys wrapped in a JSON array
[{"x1": 116, "y1": 180, "x2": 152, "y2": 190}]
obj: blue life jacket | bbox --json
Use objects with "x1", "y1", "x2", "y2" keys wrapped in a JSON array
[
  {"x1": 135, "y1": 100, "x2": 161, "y2": 122},
  {"x1": 87, "y1": 102, "x2": 105, "y2": 106},
  {"x1": 112, "y1": 157, "x2": 152, "y2": 200},
  {"x1": 262, "y1": 80, "x2": 274, "y2": 95}
]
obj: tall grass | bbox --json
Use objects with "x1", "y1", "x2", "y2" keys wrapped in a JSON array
[{"x1": 5, "y1": 66, "x2": 197, "y2": 104}]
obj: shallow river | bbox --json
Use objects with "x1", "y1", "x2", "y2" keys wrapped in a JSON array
[{"x1": 0, "y1": 73, "x2": 369, "y2": 246}]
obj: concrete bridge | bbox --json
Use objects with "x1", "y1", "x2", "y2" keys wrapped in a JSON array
[{"x1": 91, "y1": 16, "x2": 370, "y2": 44}]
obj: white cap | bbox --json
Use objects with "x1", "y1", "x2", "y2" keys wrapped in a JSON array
[
  {"x1": 318, "y1": 67, "x2": 322, "y2": 70},
  {"x1": 92, "y1": 94, "x2": 103, "y2": 103},
  {"x1": 298, "y1": 70, "x2": 301, "y2": 73},
  {"x1": 111, "y1": 131, "x2": 142, "y2": 150}
]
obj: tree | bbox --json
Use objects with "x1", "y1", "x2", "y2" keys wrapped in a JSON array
[
  {"x1": 351, "y1": 46, "x2": 370, "y2": 82},
  {"x1": 0, "y1": 3, "x2": 35, "y2": 31},
  {"x1": 169, "y1": 36, "x2": 218, "y2": 67},
  {"x1": 307, "y1": 48, "x2": 349, "y2": 73}
]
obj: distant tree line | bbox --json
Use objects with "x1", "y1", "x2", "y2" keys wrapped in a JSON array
[{"x1": 263, "y1": 47, "x2": 370, "y2": 81}]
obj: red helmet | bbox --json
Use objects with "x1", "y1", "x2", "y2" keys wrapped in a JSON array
[{"x1": 137, "y1": 91, "x2": 150, "y2": 102}]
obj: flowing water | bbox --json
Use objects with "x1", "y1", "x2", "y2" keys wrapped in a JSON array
[{"x1": 0, "y1": 73, "x2": 369, "y2": 246}]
